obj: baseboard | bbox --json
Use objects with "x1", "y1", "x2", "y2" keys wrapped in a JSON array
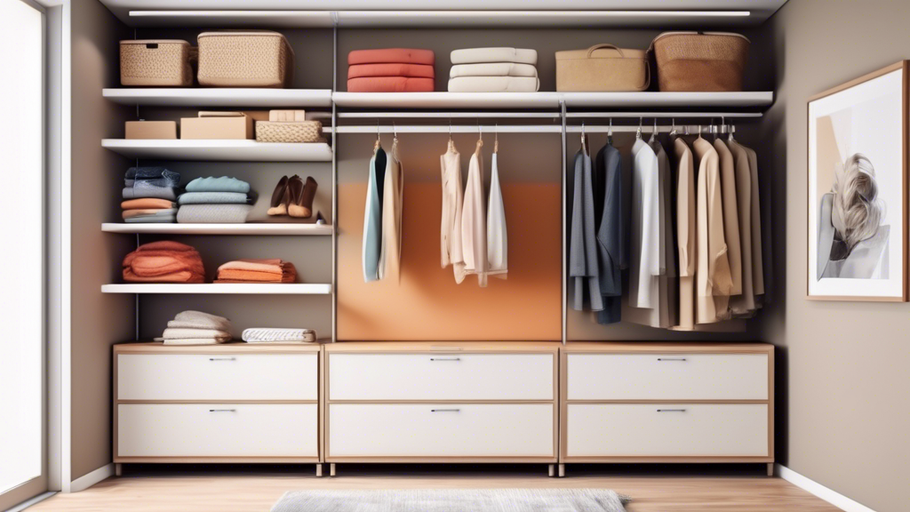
[
  {"x1": 776, "y1": 464, "x2": 876, "y2": 512},
  {"x1": 69, "y1": 463, "x2": 114, "y2": 493}
]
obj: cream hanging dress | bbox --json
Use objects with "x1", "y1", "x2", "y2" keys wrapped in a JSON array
[
  {"x1": 440, "y1": 139, "x2": 466, "y2": 283},
  {"x1": 628, "y1": 138, "x2": 660, "y2": 310},
  {"x1": 487, "y1": 144, "x2": 508, "y2": 279},
  {"x1": 362, "y1": 141, "x2": 386, "y2": 282},
  {"x1": 378, "y1": 137, "x2": 403, "y2": 282},
  {"x1": 461, "y1": 139, "x2": 488, "y2": 287}
]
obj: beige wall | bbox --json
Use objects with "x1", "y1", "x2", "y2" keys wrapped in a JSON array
[{"x1": 760, "y1": 2, "x2": 910, "y2": 511}]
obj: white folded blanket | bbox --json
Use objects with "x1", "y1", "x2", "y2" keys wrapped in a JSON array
[
  {"x1": 450, "y1": 47, "x2": 538, "y2": 65},
  {"x1": 450, "y1": 62, "x2": 538, "y2": 78},
  {"x1": 161, "y1": 327, "x2": 233, "y2": 342},
  {"x1": 160, "y1": 338, "x2": 225, "y2": 345},
  {"x1": 448, "y1": 76, "x2": 540, "y2": 92},
  {"x1": 242, "y1": 328, "x2": 316, "y2": 343},
  {"x1": 169, "y1": 310, "x2": 233, "y2": 331}
]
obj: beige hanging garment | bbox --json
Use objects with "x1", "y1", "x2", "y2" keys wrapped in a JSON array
[
  {"x1": 712, "y1": 138, "x2": 741, "y2": 319},
  {"x1": 693, "y1": 137, "x2": 733, "y2": 324},
  {"x1": 378, "y1": 137, "x2": 403, "y2": 282},
  {"x1": 727, "y1": 139, "x2": 756, "y2": 315},
  {"x1": 487, "y1": 138, "x2": 508, "y2": 279},
  {"x1": 461, "y1": 139, "x2": 488, "y2": 287},
  {"x1": 673, "y1": 136, "x2": 697, "y2": 329},
  {"x1": 440, "y1": 139, "x2": 466, "y2": 283},
  {"x1": 743, "y1": 145, "x2": 765, "y2": 301}
]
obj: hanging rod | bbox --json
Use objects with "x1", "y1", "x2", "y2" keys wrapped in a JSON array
[
  {"x1": 334, "y1": 125, "x2": 562, "y2": 134},
  {"x1": 337, "y1": 112, "x2": 561, "y2": 119},
  {"x1": 566, "y1": 125, "x2": 729, "y2": 134},
  {"x1": 566, "y1": 112, "x2": 762, "y2": 119}
]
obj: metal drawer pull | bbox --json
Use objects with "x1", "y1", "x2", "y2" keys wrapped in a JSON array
[
  {"x1": 429, "y1": 357, "x2": 461, "y2": 362},
  {"x1": 656, "y1": 358, "x2": 687, "y2": 361},
  {"x1": 656, "y1": 409, "x2": 687, "y2": 413},
  {"x1": 209, "y1": 357, "x2": 237, "y2": 362},
  {"x1": 430, "y1": 409, "x2": 461, "y2": 413},
  {"x1": 208, "y1": 409, "x2": 237, "y2": 413}
]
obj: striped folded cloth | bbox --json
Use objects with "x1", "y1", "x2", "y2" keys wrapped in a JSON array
[{"x1": 241, "y1": 328, "x2": 316, "y2": 343}]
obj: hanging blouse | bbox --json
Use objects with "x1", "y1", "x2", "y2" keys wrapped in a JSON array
[
  {"x1": 673, "y1": 136, "x2": 697, "y2": 329},
  {"x1": 362, "y1": 143, "x2": 386, "y2": 282},
  {"x1": 594, "y1": 142, "x2": 624, "y2": 324},
  {"x1": 378, "y1": 138, "x2": 403, "y2": 282},
  {"x1": 487, "y1": 150, "x2": 508, "y2": 279},
  {"x1": 693, "y1": 137, "x2": 733, "y2": 324},
  {"x1": 743, "y1": 144, "x2": 765, "y2": 302},
  {"x1": 440, "y1": 140, "x2": 466, "y2": 283},
  {"x1": 652, "y1": 139, "x2": 677, "y2": 328},
  {"x1": 628, "y1": 139, "x2": 659, "y2": 310},
  {"x1": 569, "y1": 147, "x2": 603, "y2": 311},
  {"x1": 727, "y1": 139, "x2": 756, "y2": 315},
  {"x1": 713, "y1": 138, "x2": 742, "y2": 320},
  {"x1": 461, "y1": 140, "x2": 488, "y2": 287}
]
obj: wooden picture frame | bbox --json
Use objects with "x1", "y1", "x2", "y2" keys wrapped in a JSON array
[{"x1": 807, "y1": 61, "x2": 909, "y2": 301}]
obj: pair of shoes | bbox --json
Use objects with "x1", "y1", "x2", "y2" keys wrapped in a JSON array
[{"x1": 268, "y1": 175, "x2": 318, "y2": 218}]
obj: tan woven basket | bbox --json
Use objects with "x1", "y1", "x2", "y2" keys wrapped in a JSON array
[
  {"x1": 650, "y1": 32, "x2": 750, "y2": 92},
  {"x1": 197, "y1": 31, "x2": 294, "y2": 88},
  {"x1": 255, "y1": 121, "x2": 324, "y2": 143},
  {"x1": 120, "y1": 40, "x2": 195, "y2": 86}
]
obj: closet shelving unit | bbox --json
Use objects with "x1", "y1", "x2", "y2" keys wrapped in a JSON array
[
  {"x1": 101, "y1": 139, "x2": 334, "y2": 161},
  {"x1": 100, "y1": 223, "x2": 333, "y2": 235},
  {"x1": 101, "y1": 283, "x2": 333, "y2": 294}
]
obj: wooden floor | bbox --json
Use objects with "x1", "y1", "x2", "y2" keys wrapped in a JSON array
[{"x1": 30, "y1": 464, "x2": 839, "y2": 512}]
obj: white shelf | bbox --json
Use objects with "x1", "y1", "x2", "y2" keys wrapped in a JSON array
[
  {"x1": 332, "y1": 91, "x2": 773, "y2": 110},
  {"x1": 101, "y1": 283, "x2": 333, "y2": 294},
  {"x1": 102, "y1": 223, "x2": 333, "y2": 235},
  {"x1": 103, "y1": 88, "x2": 333, "y2": 107},
  {"x1": 101, "y1": 139, "x2": 333, "y2": 161}
]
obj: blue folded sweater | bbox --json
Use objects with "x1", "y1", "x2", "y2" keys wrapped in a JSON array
[
  {"x1": 185, "y1": 176, "x2": 251, "y2": 194},
  {"x1": 178, "y1": 192, "x2": 250, "y2": 205}
]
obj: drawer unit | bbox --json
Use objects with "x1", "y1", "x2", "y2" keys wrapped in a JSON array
[
  {"x1": 117, "y1": 353, "x2": 318, "y2": 401},
  {"x1": 565, "y1": 403, "x2": 769, "y2": 457},
  {"x1": 117, "y1": 403, "x2": 318, "y2": 458},
  {"x1": 328, "y1": 353, "x2": 554, "y2": 401},
  {"x1": 328, "y1": 403, "x2": 555, "y2": 459},
  {"x1": 566, "y1": 353, "x2": 768, "y2": 400}
]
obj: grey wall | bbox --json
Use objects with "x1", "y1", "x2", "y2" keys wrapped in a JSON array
[{"x1": 759, "y1": 2, "x2": 910, "y2": 511}]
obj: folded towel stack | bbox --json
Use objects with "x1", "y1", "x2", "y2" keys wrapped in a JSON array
[
  {"x1": 161, "y1": 310, "x2": 233, "y2": 345},
  {"x1": 177, "y1": 176, "x2": 254, "y2": 224},
  {"x1": 122, "y1": 241, "x2": 205, "y2": 283},
  {"x1": 122, "y1": 167, "x2": 181, "y2": 222},
  {"x1": 215, "y1": 258, "x2": 297, "y2": 283},
  {"x1": 448, "y1": 48, "x2": 540, "y2": 92},
  {"x1": 348, "y1": 48, "x2": 435, "y2": 92},
  {"x1": 241, "y1": 327, "x2": 316, "y2": 343}
]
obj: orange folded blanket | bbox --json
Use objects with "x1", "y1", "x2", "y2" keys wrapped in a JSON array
[
  {"x1": 348, "y1": 63, "x2": 435, "y2": 79},
  {"x1": 347, "y1": 77, "x2": 435, "y2": 92},
  {"x1": 121, "y1": 198, "x2": 176, "y2": 210},
  {"x1": 215, "y1": 259, "x2": 296, "y2": 283},
  {"x1": 122, "y1": 241, "x2": 205, "y2": 283},
  {"x1": 348, "y1": 48, "x2": 435, "y2": 66}
]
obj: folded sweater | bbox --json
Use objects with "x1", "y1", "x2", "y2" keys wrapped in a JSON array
[
  {"x1": 122, "y1": 208, "x2": 178, "y2": 220},
  {"x1": 348, "y1": 63, "x2": 435, "y2": 79},
  {"x1": 122, "y1": 241, "x2": 205, "y2": 283},
  {"x1": 123, "y1": 186, "x2": 177, "y2": 201},
  {"x1": 169, "y1": 310, "x2": 232, "y2": 331},
  {"x1": 348, "y1": 77, "x2": 434, "y2": 92},
  {"x1": 178, "y1": 192, "x2": 250, "y2": 205},
  {"x1": 216, "y1": 259, "x2": 297, "y2": 283},
  {"x1": 162, "y1": 327, "x2": 232, "y2": 341},
  {"x1": 125, "y1": 167, "x2": 181, "y2": 188},
  {"x1": 450, "y1": 47, "x2": 538, "y2": 65},
  {"x1": 176, "y1": 204, "x2": 253, "y2": 224},
  {"x1": 348, "y1": 48, "x2": 435, "y2": 66},
  {"x1": 124, "y1": 215, "x2": 176, "y2": 224},
  {"x1": 450, "y1": 62, "x2": 538, "y2": 78},
  {"x1": 185, "y1": 176, "x2": 251, "y2": 194},
  {"x1": 448, "y1": 76, "x2": 540, "y2": 92},
  {"x1": 121, "y1": 198, "x2": 176, "y2": 210}
]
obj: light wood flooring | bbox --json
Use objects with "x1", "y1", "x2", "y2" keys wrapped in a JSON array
[{"x1": 30, "y1": 464, "x2": 839, "y2": 512}]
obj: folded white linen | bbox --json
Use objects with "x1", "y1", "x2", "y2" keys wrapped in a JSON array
[
  {"x1": 450, "y1": 47, "x2": 538, "y2": 65},
  {"x1": 449, "y1": 62, "x2": 538, "y2": 78},
  {"x1": 447, "y1": 76, "x2": 540, "y2": 92},
  {"x1": 162, "y1": 327, "x2": 232, "y2": 341},
  {"x1": 242, "y1": 328, "x2": 316, "y2": 343},
  {"x1": 169, "y1": 310, "x2": 233, "y2": 331},
  {"x1": 160, "y1": 338, "x2": 225, "y2": 345}
]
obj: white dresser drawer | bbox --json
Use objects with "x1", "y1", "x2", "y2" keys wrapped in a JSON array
[
  {"x1": 566, "y1": 403, "x2": 769, "y2": 457},
  {"x1": 117, "y1": 353, "x2": 318, "y2": 401},
  {"x1": 117, "y1": 404, "x2": 318, "y2": 458},
  {"x1": 566, "y1": 353, "x2": 768, "y2": 400},
  {"x1": 328, "y1": 403, "x2": 554, "y2": 458},
  {"x1": 328, "y1": 353, "x2": 554, "y2": 401}
]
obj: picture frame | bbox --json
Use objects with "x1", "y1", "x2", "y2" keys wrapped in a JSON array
[{"x1": 807, "y1": 61, "x2": 909, "y2": 301}]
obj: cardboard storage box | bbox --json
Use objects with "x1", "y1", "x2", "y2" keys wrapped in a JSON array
[
  {"x1": 269, "y1": 110, "x2": 306, "y2": 122},
  {"x1": 125, "y1": 120, "x2": 177, "y2": 139},
  {"x1": 180, "y1": 112, "x2": 254, "y2": 139}
]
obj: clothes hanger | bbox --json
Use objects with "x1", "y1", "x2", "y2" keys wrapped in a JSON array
[
  {"x1": 607, "y1": 118, "x2": 613, "y2": 145},
  {"x1": 697, "y1": 125, "x2": 703, "y2": 139},
  {"x1": 648, "y1": 118, "x2": 657, "y2": 143},
  {"x1": 392, "y1": 122, "x2": 398, "y2": 144},
  {"x1": 581, "y1": 122, "x2": 586, "y2": 153},
  {"x1": 636, "y1": 117, "x2": 643, "y2": 140},
  {"x1": 476, "y1": 124, "x2": 483, "y2": 148},
  {"x1": 728, "y1": 122, "x2": 736, "y2": 142},
  {"x1": 374, "y1": 122, "x2": 381, "y2": 150},
  {"x1": 669, "y1": 118, "x2": 677, "y2": 138},
  {"x1": 494, "y1": 124, "x2": 499, "y2": 154}
]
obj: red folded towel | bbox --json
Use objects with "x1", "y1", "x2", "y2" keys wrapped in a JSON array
[
  {"x1": 348, "y1": 63, "x2": 435, "y2": 79},
  {"x1": 348, "y1": 48, "x2": 435, "y2": 66},
  {"x1": 348, "y1": 77, "x2": 435, "y2": 92},
  {"x1": 122, "y1": 241, "x2": 205, "y2": 283}
]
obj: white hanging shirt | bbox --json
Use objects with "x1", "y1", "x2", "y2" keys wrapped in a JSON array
[
  {"x1": 628, "y1": 138, "x2": 660, "y2": 309},
  {"x1": 487, "y1": 151, "x2": 508, "y2": 279},
  {"x1": 440, "y1": 142, "x2": 466, "y2": 283},
  {"x1": 461, "y1": 141, "x2": 488, "y2": 287},
  {"x1": 378, "y1": 138, "x2": 403, "y2": 282}
]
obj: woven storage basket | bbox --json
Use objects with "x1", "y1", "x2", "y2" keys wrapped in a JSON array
[
  {"x1": 120, "y1": 40, "x2": 195, "y2": 86},
  {"x1": 197, "y1": 31, "x2": 294, "y2": 88},
  {"x1": 650, "y1": 32, "x2": 750, "y2": 92},
  {"x1": 255, "y1": 121, "x2": 324, "y2": 143}
]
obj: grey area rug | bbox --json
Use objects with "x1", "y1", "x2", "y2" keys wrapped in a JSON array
[{"x1": 271, "y1": 488, "x2": 630, "y2": 512}]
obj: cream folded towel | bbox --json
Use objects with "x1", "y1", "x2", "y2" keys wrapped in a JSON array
[
  {"x1": 241, "y1": 328, "x2": 316, "y2": 343},
  {"x1": 161, "y1": 338, "x2": 225, "y2": 345},
  {"x1": 168, "y1": 311, "x2": 233, "y2": 331},
  {"x1": 161, "y1": 328, "x2": 232, "y2": 342}
]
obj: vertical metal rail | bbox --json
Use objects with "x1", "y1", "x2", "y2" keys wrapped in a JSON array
[
  {"x1": 330, "y1": 17, "x2": 338, "y2": 344},
  {"x1": 560, "y1": 100, "x2": 567, "y2": 346}
]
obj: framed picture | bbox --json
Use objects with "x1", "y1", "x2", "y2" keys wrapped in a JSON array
[{"x1": 807, "y1": 61, "x2": 908, "y2": 301}]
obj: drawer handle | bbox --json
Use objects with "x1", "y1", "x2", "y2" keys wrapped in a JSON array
[
  {"x1": 209, "y1": 357, "x2": 237, "y2": 362},
  {"x1": 430, "y1": 409, "x2": 461, "y2": 413},
  {"x1": 656, "y1": 358, "x2": 687, "y2": 362},
  {"x1": 656, "y1": 409, "x2": 687, "y2": 413},
  {"x1": 429, "y1": 357, "x2": 461, "y2": 362},
  {"x1": 208, "y1": 409, "x2": 237, "y2": 413}
]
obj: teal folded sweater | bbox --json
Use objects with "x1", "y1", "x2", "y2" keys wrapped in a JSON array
[
  {"x1": 178, "y1": 192, "x2": 250, "y2": 205},
  {"x1": 185, "y1": 176, "x2": 251, "y2": 194}
]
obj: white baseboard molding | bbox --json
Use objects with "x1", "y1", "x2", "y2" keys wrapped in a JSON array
[
  {"x1": 69, "y1": 463, "x2": 114, "y2": 493},
  {"x1": 5, "y1": 491, "x2": 56, "y2": 512},
  {"x1": 776, "y1": 464, "x2": 876, "y2": 512}
]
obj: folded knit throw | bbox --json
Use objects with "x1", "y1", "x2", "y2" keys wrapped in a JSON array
[
  {"x1": 242, "y1": 328, "x2": 316, "y2": 343},
  {"x1": 162, "y1": 328, "x2": 232, "y2": 341},
  {"x1": 178, "y1": 192, "x2": 250, "y2": 205},
  {"x1": 168, "y1": 310, "x2": 233, "y2": 331},
  {"x1": 122, "y1": 208, "x2": 178, "y2": 220},
  {"x1": 216, "y1": 259, "x2": 297, "y2": 283},
  {"x1": 185, "y1": 176, "x2": 251, "y2": 194},
  {"x1": 123, "y1": 186, "x2": 177, "y2": 201},
  {"x1": 122, "y1": 241, "x2": 205, "y2": 283},
  {"x1": 121, "y1": 198, "x2": 176, "y2": 210}
]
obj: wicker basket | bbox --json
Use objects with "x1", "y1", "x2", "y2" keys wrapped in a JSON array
[
  {"x1": 197, "y1": 31, "x2": 294, "y2": 88},
  {"x1": 650, "y1": 32, "x2": 750, "y2": 92},
  {"x1": 120, "y1": 40, "x2": 195, "y2": 87},
  {"x1": 255, "y1": 121, "x2": 324, "y2": 143}
]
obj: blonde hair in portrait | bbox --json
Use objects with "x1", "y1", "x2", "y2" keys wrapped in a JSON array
[{"x1": 831, "y1": 153, "x2": 885, "y2": 253}]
